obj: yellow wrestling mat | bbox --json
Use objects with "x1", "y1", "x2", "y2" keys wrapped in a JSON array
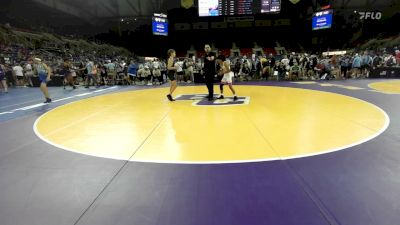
[
  {"x1": 369, "y1": 80, "x2": 400, "y2": 94},
  {"x1": 34, "y1": 86, "x2": 389, "y2": 163}
]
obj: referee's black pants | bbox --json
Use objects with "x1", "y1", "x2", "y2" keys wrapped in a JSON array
[{"x1": 205, "y1": 75, "x2": 214, "y2": 99}]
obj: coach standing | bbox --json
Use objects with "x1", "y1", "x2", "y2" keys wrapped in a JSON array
[{"x1": 203, "y1": 44, "x2": 216, "y2": 101}]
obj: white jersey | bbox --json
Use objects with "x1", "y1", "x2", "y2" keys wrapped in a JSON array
[
  {"x1": 25, "y1": 64, "x2": 33, "y2": 76},
  {"x1": 221, "y1": 62, "x2": 234, "y2": 84},
  {"x1": 13, "y1": 66, "x2": 24, "y2": 77},
  {"x1": 153, "y1": 61, "x2": 160, "y2": 69},
  {"x1": 176, "y1": 61, "x2": 183, "y2": 73}
]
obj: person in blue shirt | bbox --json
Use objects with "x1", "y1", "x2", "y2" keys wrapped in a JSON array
[
  {"x1": 33, "y1": 58, "x2": 52, "y2": 103},
  {"x1": 361, "y1": 51, "x2": 372, "y2": 78},
  {"x1": 127, "y1": 60, "x2": 137, "y2": 85},
  {"x1": 352, "y1": 53, "x2": 362, "y2": 78}
]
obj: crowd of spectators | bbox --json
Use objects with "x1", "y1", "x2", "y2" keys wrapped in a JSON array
[
  {"x1": 224, "y1": 48, "x2": 400, "y2": 81},
  {"x1": 1, "y1": 29, "x2": 399, "y2": 93},
  {"x1": 1, "y1": 47, "x2": 399, "y2": 93}
]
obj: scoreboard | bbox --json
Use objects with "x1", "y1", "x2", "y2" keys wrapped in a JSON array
[
  {"x1": 152, "y1": 13, "x2": 168, "y2": 36},
  {"x1": 199, "y1": 0, "x2": 281, "y2": 17}
]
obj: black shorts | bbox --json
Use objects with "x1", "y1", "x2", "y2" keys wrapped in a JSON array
[
  {"x1": 341, "y1": 67, "x2": 348, "y2": 72},
  {"x1": 16, "y1": 76, "x2": 24, "y2": 80},
  {"x1": 177, "y1": 71, "x2": 184, "y2": 76},
  {"x1": 361, "y1": 65, "x2": 370, "y2": 70},
  {"x1": 64, "y1": 73, "x2": 73, "y2": 78},
  {"x1": 167, "y1": 71, "x2": 176, "y2": 81}
]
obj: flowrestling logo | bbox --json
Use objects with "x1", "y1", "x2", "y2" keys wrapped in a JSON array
[
  {"x1": 174, "y1": 94, "x2": 250, "y2": 106},
  {"x1": 359, "y1": 11, "x2": 382, "y2": 20}
]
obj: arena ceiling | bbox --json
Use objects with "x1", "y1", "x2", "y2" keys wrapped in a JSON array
[
  {"x1": 0, "y1": 0, "x2": 398, "y2": 36},
  {"x1": 1, "y1": 0, "x2": 398, "y2": 25},
  {"x1": 29, "y1": 0, "x2": 400, "y2": 22},
  {"x1": 31, "y1": 0, "x2": 178, "y2": 22}
]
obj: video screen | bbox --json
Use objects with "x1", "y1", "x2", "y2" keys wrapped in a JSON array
[
  {"x1": 152, "y1": 16, "x2": 168, "y2": 36},
  {"x1": 312, "y1": 9, "x2": 333, "y2": 30}
]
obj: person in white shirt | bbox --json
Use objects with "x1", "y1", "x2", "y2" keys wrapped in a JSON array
[
  {"x1": 136, "y1": 64, "x2": 144, "y2": 85},
  {"x1": 184, "y1": 58, "x2": 194, "y2": 83},
  {"x1": 216, "y1": 55, "x2": 238, "y2": 101},
  {"x1": 152, "y1": 59, "x2": 162, "y2": 85},
  {"x1": 24, "y1": 59, "x2": 34, "y2": 87},
  {"x1": 384, "y1": 53, "x2": 396, "y2": 67},
  {"x1": 13, "y1": 63, "x2": 24, "y2": 86},
  {"x1": 175, "y1": 59, "x2": 184, "y2": 83},
  {"x1": 281, "y1": 55, "x2": 290, "y2": 73},
  {"x1": 160, "y1": 60, "x2": 167, "y2": 81},
  {"x1": 152, "y1": 59, "x2": 160, "y2": 70}
]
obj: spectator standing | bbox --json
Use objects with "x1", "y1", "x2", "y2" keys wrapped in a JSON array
[
  {"x1": 352, "y1": 53, "x2": 362, "y2": 78},
  {"x1": 0, "y1": 59, "x2": 8, "y2": 93},
  {"x1": 25, "y1": 58, "x2": 34, "y2": 87},
  {"x1": 12, "y1": 63, "x2": 24, "y2": 86}
]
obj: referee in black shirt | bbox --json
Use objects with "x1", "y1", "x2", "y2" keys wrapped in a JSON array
[{"x1": 203, "y1": 44, "x2": 216, "y2": 101}]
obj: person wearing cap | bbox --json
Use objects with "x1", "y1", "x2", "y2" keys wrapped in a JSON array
[{"x1": 33, "y1": 58, "x2": 52, "y2": 103}]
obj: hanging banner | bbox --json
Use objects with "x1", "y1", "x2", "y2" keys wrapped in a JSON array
[
  {"x1": 289, "y1": 0, "x2": 301, "y2": 4},
  {"x1": 181, "y1": 0, "x2": 194, "y2": 9}
]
